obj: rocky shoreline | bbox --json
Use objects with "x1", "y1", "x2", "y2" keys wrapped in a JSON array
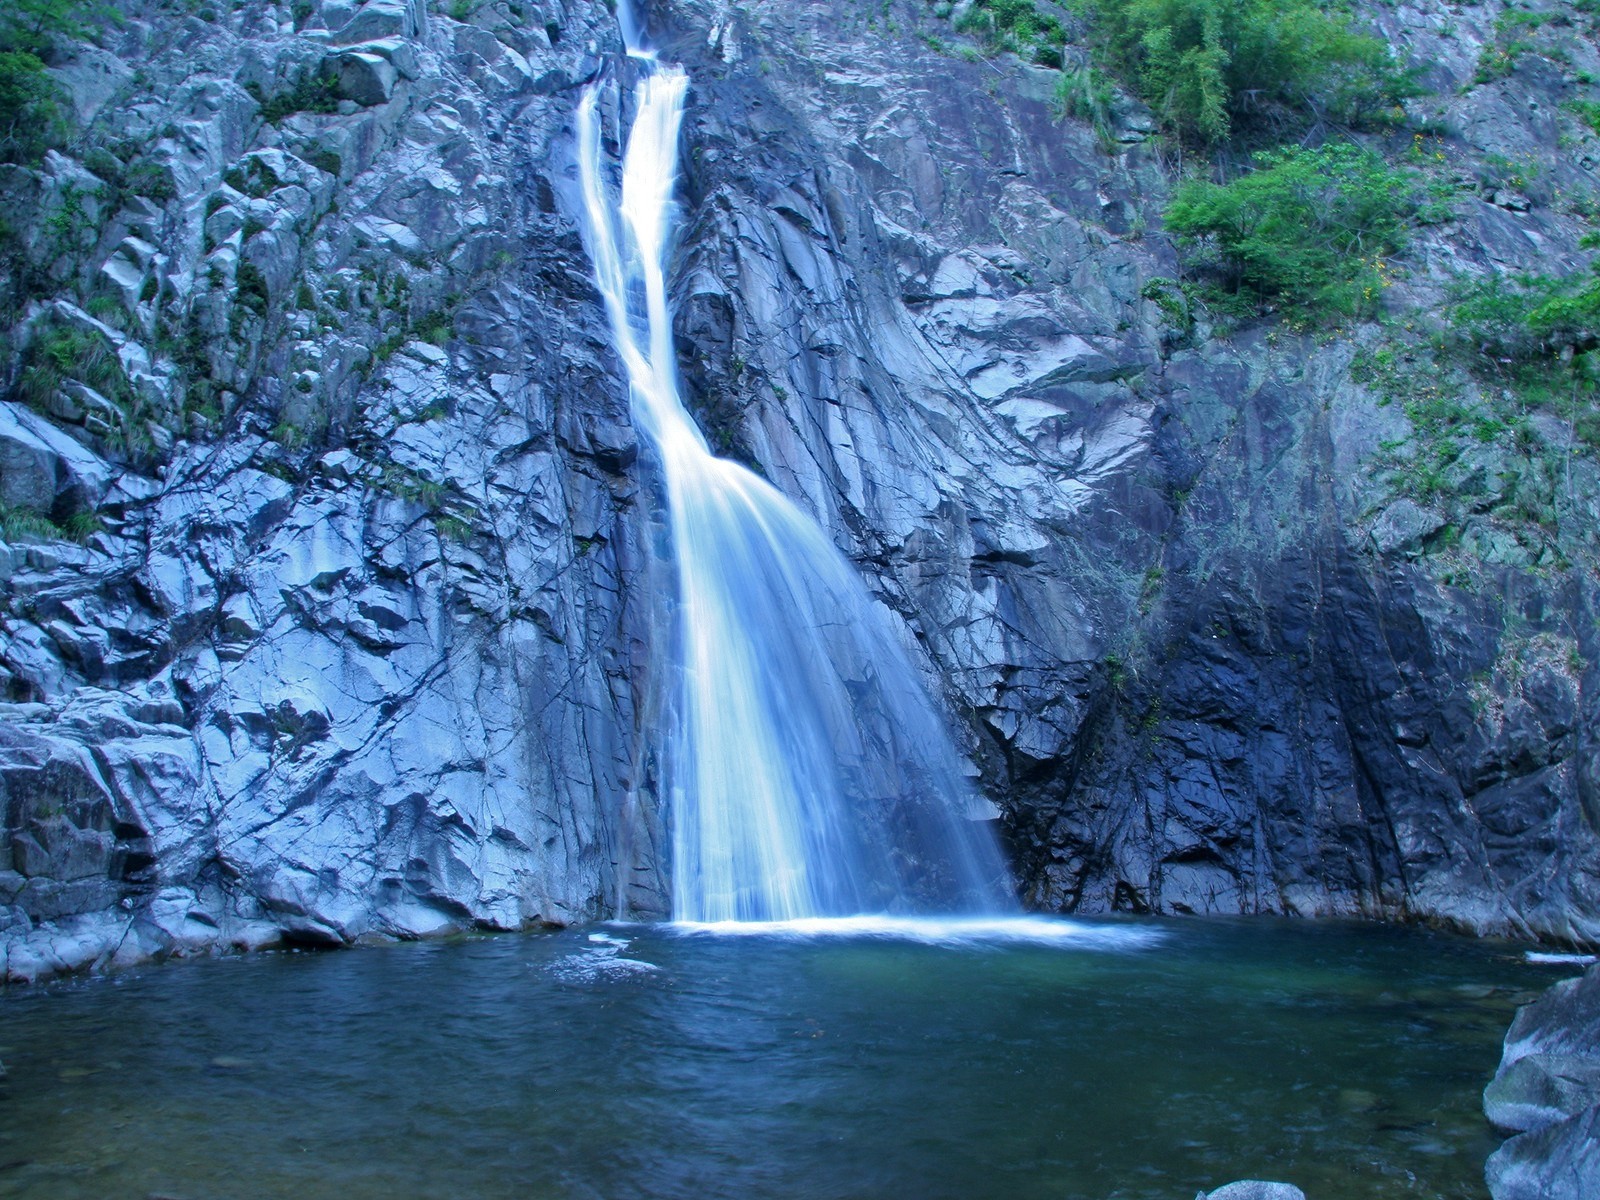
[{"x1": 1484, "y1": 959, "x2": 1600, "y2": 1200}]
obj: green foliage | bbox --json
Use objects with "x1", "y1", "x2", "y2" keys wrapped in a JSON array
[
  {"x1": 1073, "y1": 0, "x2": 1408, "y2": 145},
  {"x1": 234, "y1": 260, "x2": 270, "y2": 315},
  {"x1": 0, "y1": 0, "x2": 110, "y2": 163},
  {"x1": 1474, "y1": 10, "x2": 1557, "y2": 85},
  {"x1": 1352, "y1": 338, "x2": 1583, "y2": 567},
  {"x1": 1163, "y1": 142, "x2": 1418, "y2": 316},
  {"x1": 1055, "y1": 61, "x2": 1119, "y2": 151},
  {"x1": 434, "y1": 514, "x2": 474, "y2": 543},
  {"x1": 246, "y1": 70, "x2": 338, "y2": 124},
  {"x1": 1442, "y1": 269, "x2": 1600, "y2": 462},
  {"x1": 413, "y1": 309, "x2": 455, "y2": 346},
  {"x1": 1450, "y1": 268, "x2": 1600, "y2": 360},
  {"x1": 1567, "y1": 99, "x2": 1600, "y2": 137},
  {"x1": 62, "y1": 509, "x2": 103, "y2": 542},
  {"x1": 0, "y1": 51, "x2": 69, "y2": 164},
  {"x1": 0, "y1": 501, "x2": 63, "y2": 542},
  {"x1": 1139, "y1": 276, "x2": 1191, "y2": 328},
  {"x1": 957, "y1": 1, "x2": 1066, "y2": 66},
  {"x1": 19, "y1": 319, "x2": 131, "y2": 412},
  {"x1": 0, "y1": 0, "x2": 106, "y2": 55},
  {"x1": 305, "y1": 146, "x2": 343, "y2": 178}
]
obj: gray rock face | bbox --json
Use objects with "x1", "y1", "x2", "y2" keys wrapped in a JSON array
[
  {"x1": 1485, "y1": 965, "x2": 1600, "y2": 1200},
  {"x1": 658, "y1": 0, "x2": 1600, "y2": 943},
  {"x1": 0, "y1": 403, "x2": 113, "y2": 516},
  {"x1": 1, "y1": 0, "x2": 663, "y2": 980},
  {"x1": 0, "y1": 0, "x2": 1598, "y2": 983}
]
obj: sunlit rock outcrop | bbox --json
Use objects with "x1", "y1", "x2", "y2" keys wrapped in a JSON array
[{"x1": 2, "y1": 0, "x2": 1598, "y2": 981}]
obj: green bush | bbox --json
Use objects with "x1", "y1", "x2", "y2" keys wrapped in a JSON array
[
  {"x1": 0, "y1": 0, "x2": 103, "y2": 55},
  {"x1": 18, "y1": 319, "x2": 132, "y2": 411},
  {"x1": 1074, "y1": 0, "x2": 1408, "y2": 145},
  {"x1": 0, "y1": 0, "x2": 112, "y2": 164},
  {"x1": 957, "y1": 1, "x2": 1067, "y2": 66},
  {"x1": 1451, "y1": 261, "x2": 1600, "y2": 360},
  {"x1": 234, "y1": 260, "x2": 271, "y2": 315},
  {"x1": 247, "y1": 71, "x2": 338, "y2": 124},
  {"x1": 1164, "y1": 142, "x2": 1419, "y2": 315},
  {"x1": 1055, "y1": 61, "x2": 1119, "y2": 150},
  {"x1": 0, "y1": 50, "x2": 69, "y2": 164}
]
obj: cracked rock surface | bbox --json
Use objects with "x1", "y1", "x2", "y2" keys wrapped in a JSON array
[{"x1": 2, "y1": 0, "x2": 1600, "y2": 982}]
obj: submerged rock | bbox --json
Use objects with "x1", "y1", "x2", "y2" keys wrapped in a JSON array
[{"x1": 1198, "y1": 1182, "x2": 1307, "y2": 1200}]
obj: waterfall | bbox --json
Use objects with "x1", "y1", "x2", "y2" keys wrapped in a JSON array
[{"x1": 577, "y1": 8, "x2": 1012, "y2": 925}]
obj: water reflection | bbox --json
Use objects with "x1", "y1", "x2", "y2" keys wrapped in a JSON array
[{"x1": 0, "y1": 918, "x2": 1566, "y2": 1200}]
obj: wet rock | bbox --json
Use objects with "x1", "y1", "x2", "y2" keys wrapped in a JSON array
[
  {"x1": 1485, "y1": 965, "x2": 1600, "y2": 1199},
  {"x1": 1486, "y1": 1103, "x2": 1600, "y2": 1200},
  {"x1": 1199, "y1": 1184, "x2": 1307, "y2": 1200},
  {"x1": 2, "y1": 0, "x2": 1600, "y2": 990}
]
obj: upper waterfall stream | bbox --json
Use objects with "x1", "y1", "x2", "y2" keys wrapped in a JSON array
[{"x1": 576, "y1": 13, "x2": 1010, "y2": 924}]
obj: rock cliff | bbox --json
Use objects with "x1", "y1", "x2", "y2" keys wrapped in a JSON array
[{"x1": 2, "y1": 0, "x2": 1598, "y2": 981}]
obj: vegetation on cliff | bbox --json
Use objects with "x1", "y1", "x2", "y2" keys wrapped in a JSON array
[
  {"x1": 0, "y1": 1, "x2": 104, "y2": 166},
  {"x1": 1164, "y1": 143, "x2": 1421, "y2": 317},
  {"x1": 1071, "y1": 0, "x2": 1407, "y2": 144}
]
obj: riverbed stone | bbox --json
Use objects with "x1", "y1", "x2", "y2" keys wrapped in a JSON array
[{"x1": 1200, "y1": 1184, "x2": 1307, "y2": 1200}]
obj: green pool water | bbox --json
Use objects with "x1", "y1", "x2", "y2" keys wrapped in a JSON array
[{"x1": 0, "y1": 916, "x2": 1571, "y2": 1199}]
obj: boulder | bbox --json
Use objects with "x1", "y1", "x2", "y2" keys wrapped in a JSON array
[
  {"x1": 329, "y1": 0, "x2": 411, "y2": 46},
  {"x1": 1486, "y1": 1104, "x2": 1600, "y2": 1200},
  {"x1": 1485, "y1": 965, "x2": 1600, "y2": 1200},
  {"x1": 331, "y1": 50, "x2": 398, "y2": 106},
  {"x1": 1199, "y1": 1183, "x2": 1307, "y2": 1200},
  {"x1": 0, "y1": 401, "x2": 113, "y2": 516},
  {"x1": 1370, "y1": 498, "x2": 1447, "y2": 557}
]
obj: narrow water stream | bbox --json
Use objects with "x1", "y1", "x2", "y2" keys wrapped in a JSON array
[{"x1": 0, "y1": 918, "x2": 1566, "y2": 1199}]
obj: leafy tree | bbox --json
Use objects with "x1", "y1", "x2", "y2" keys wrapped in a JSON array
[
  {"x1": 1074, "y1": 0, "x2": 1408, "y2": 145},
  {"x1": 0, "y1": 0, "x2": 106, "y2": 165},
  {"x1": 0, "y1": 50, "x2": 69, "y2": 163},
  {"x1": 1164, "y1": 142, "x2": 1419, "y2": 314},
  {"x1": 0, "y1": 0, "x2": 105, "y2": 55}
]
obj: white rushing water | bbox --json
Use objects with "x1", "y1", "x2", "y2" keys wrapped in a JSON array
[{"x1": 577, "y1": 8, "x2": 1011, "y2": 924}]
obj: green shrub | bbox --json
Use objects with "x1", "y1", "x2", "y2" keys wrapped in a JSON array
[
  {"x1": 1055, "y1": 61, "x2": 1119, "y2": 150},
  {"x1": 1074, "y1": 0, "x2": 1409, "y2": 145},
  {"x1": 1474, "y1": 10, "x2": 1556, "y2": 85},
  {"x1": 234, "y1": 260, "x2": 270, "y2": 315},
  {"x1": 18, "y1": 320, "x2": 131, "y2": 411},
  {"x1": 0, "y1": 1, "x2": 115, "y2": 162},
  {"x1": 0, "y1": 50, "x2": 69, "y2": 164},
  {"x1": 1163, "y1": 142, "x2": 1419, "y2": 315},
  {"x1": 247, "y1": 70, "x2": 338, "y2": 124},
  {"x1": 1451, "y1": 264, "x2": 1600, "y2": 360},
  {"x1": 957, "y1": 1, "x2": 1066, "y2": 66},
  {"x1": 0, "y1": 0, "x2": 106, "y2": 55},
  {"x1": 0, "y1": 501, "x2": 62, "y2": 541}
]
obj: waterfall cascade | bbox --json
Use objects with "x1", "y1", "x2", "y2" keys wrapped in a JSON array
[{"x1": 577, "y1": 10, "x2": 1012, "y2": 924}]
